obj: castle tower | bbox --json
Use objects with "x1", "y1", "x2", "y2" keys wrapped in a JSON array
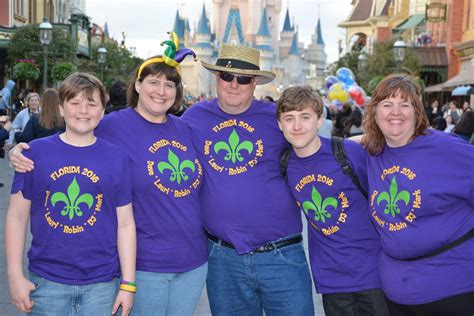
[
  {"x1": 255, "y1": 8, "x2": 273, "y2": 70},
  {"x1": 279, "y1": 7, "x2": 295, "y2": 59},
  {"x1": 186, "y1": 4, "x2": 214, "y2": 97},
  {"x1": 306, "y1": 17, "x2": 327, "y2": 77},
  {"x1": 172, "y1": 10, "x2": 186, "y2": 48},
  {"x1": 285, "y1": 32, "x2": 304, "y2": 86}
]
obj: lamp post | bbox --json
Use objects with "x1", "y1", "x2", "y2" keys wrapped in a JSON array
[
  {"x1": 97, "y1": 46, "x2": 107, "y2": 82},
  {"x1": 393, "y1": 40, "x2": 406, "y2": 72},
  {"x1": 39, "y1": 17, "x2": 53, "y2": 92}
]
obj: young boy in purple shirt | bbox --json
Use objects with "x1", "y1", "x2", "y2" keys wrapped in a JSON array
[
  {"x1": 276, "y1": 86, "x2": 389, "y2": 316},
  {"x1": 5, "y1": 73, "x2": 136, "y2": 315}
]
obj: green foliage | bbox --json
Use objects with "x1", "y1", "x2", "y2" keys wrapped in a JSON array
[
  {"x1": 51, "y1": 62, "x2": 77, "y2": 83},
  {"x1": 331, "y1": 39, "x2": 421, "y2": 95},
  {"x1": 76, "y1": 40, "x2": 143, "y2": 88},
  {"x1": 13, "y1": 62, "x2": 40, "y2": 80},
  {"x1": 7, "y1": 24, "x2": 76, "y2": 85}
]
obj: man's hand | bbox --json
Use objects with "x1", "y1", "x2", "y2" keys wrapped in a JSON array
[
  {"x1": 9, "y1": 274, "x2": 35, "y2": 313},
  {"x1": 8, "y1": 143, "x2": 33, "y2": 172},
  {"x1": 111, "y1": 290, "x2": 134, "y2": 315}
]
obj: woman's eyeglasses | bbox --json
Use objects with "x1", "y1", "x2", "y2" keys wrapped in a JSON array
[{"x1": 219, "y1": 72, "x2": 255, "y2": 85}]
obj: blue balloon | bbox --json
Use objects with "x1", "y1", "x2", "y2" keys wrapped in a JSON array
[
  {"x1": 324, "y1": 76, "x2": 339, "y2": 90},
  {"x1": 336, "y1": 67, "x2": 355, "y2": 86}
]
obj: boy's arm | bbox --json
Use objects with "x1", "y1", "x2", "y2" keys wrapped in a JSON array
[
  {"x1": 5, "y1": 192, "x2": 35, "y2": 313},
  {"x1": 111, "y1": 203, "x2": 136, "y2": 315}
]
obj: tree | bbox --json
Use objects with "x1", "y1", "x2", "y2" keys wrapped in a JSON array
[
  {"x1": 7, "y1": 24, "x2": 76, "y2": 87},
  {"x1": 76, "y1": 40, "x2": 142, "y2": 88},
  {"x1": 332, "y1": 39, "x2": 420, "y2": 95},
  {"x1": 51, "y1": 62, "x2": 77, "y2": 83}
]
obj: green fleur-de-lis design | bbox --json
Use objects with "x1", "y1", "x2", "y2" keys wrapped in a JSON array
[
  {"x1": 213, "y1": 129, "x2": 254, "y2": 163},
  {"x1": 50, "y1": 177, "x2": 94, "y2": 220},
  {"x1": 157, "y1": 148, "x2": 196, "y2": 184},
  {"x1": 302, "y1": 186, "x2": 338, "y2": 223},
  {"x1": 376, "y1": 176, "x2": 410, "y2": 218}
]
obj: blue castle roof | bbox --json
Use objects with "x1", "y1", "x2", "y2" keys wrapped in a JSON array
[
  {"x1": 316, "y1": 18, "x2": 324, "y2": 45},
  {"x1": 197, "y1": 5, "x2": 211, "y2": 35},
  {"x1": 289, "y1": 33, "x2": 299, "y2": 55},
  {"x1": 282, "y1": 8, "x2": 292, "y2": 32},
  {"x1": 257, "y1": 8, "x2": 271, "y2": 36},
  {"x1": 223, "y1": 8, "x2": 244, "y2": 44}
]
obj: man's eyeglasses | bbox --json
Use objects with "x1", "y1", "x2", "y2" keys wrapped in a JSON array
[{"x1": 219, "y1": 72, "x2": 255, "y2": 85}]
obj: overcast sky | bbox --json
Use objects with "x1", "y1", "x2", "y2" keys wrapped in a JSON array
[{"x1": 86, "y1": 0, "x2": 352, "y2": 63}]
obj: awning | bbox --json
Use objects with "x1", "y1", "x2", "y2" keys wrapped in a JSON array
[
  {"x1": 451, "y1": 85, "x2": 472, "y2": 96},
  {"x1": 424, "y1": 82, "x2": 446, "y2": 92},
  {"x1": 394, "y1": 14, "x2": 425, "y2": 31},
  {"x1": 443, "y1": 67, "x2": 474, "y2": 88}
]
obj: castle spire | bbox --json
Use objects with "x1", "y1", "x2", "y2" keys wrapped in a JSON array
[
  {"x1": 316, "y1": 17, "x2": 324, "y2": 45},
  {"x1": 289, "y1": 32, "x2": 299, "y2": 55},
  {"x1": 282, "y1": 7, "x2": 292, "y2": 32},
  {"x1": 197, "y1": 4, "x2": 210, "y2": 34},
  {"x1": 257, "y1": 7, "x2": 271, "y2": 36}
]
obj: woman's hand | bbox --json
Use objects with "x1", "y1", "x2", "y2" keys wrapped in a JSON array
[{"x1": 8, "y1": 143, "x2": 33, "y2": 172}]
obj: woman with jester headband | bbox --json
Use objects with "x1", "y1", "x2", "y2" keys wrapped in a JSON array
[
  {"x1": 362, "y1": 74, "x2": 474, "y2": 316},
  {"x1": 9, "y1": 32, "x2": 207, "y2": 315}
]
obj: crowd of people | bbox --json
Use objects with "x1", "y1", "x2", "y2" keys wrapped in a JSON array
[{"x1": 2, "y1": 33, "x2": 473, "y2": 316}]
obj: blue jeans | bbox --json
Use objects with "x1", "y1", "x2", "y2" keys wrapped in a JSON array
[
  {"x1": 29, "y1": 272, "x2": 118, "y2": 316},
  {"x1": 207, "y1": 238, "x2": 314, "y2": 316},
  {"x1": 131, "y1": 262, "x2": 207, "y2": 316}
]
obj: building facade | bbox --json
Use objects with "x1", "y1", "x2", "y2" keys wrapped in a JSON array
[{"x1": 174, "y1": 0, "x2": 327, "y2": 99}]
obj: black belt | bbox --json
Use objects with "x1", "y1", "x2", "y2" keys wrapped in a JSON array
[{"x1": 207, "y1": 233, "x2": 302, "y2": 253}]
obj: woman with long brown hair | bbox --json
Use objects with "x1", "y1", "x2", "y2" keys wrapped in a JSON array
[{"x1": 15, "y1": 89, "x2": 64, "y2": 143}]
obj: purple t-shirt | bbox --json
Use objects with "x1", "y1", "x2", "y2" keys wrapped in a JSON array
[
  {"x1": 11, "y1": 134, "x2": 132, "y2": 285},
  {"x1": 367, "y1": 130, "x2": 474, "y2": 304},
  {"x1": 96, "y1": 109, "x2": 207, "y2": 272},
  {"x1": 287, "y1": 137, "x2": 381, "y2": 294},
  {"x1": 182, "y1": 99, "x2": 301, "y2": 254}
]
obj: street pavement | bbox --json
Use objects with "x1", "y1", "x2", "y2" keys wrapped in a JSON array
[{"x1": 0, "y1": 155, "x2": 324, "y2": 315}]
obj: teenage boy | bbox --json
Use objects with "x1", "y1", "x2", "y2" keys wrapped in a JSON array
[
  {"x1": 6, "y1": 73, "x2": 136, "y2": 315},
  {"x1": 277, "y1": 86, "x2": 389, "y2": 316}
]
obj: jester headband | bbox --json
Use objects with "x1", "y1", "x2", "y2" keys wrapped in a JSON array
[{"x1": 137, "y1": 32, "x2": 196, "y2": 79}]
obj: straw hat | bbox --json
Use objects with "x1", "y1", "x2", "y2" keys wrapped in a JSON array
[{"x1": 201, "y1": 45, "x2": 276, "y2": 85}]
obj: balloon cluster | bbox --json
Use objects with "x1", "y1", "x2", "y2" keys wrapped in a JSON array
[{"x1": 325, "y1": 67, "x2": 366, "y2": 107}]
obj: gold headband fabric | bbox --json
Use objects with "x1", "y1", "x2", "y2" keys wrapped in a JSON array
[{"x1": 137, "y1": 57, "x2": 163, "y2": 80}]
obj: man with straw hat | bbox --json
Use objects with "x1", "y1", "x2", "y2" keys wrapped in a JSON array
[{"x1": 182, "y1": 45, "x2": 314, "y2": 315}]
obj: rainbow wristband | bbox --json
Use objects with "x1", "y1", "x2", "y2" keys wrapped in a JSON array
[
  {"x1": 120, "y1": 280, "x2": 137, "y2": 287},
  {"x1": 119, "y1": 284, "x2": 137, "y2": 293}
]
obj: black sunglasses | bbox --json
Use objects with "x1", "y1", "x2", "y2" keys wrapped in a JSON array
[{"x1": 219, "y1": 72, "x2": 255, "y2": 85}]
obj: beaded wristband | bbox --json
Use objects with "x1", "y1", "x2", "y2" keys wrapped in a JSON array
[
  {"x1": 119, "y1": 284, "x2": 137, "y2": 293},
  {"x1": 120, "y1": 280, "x2": 137, "y2": 287}
]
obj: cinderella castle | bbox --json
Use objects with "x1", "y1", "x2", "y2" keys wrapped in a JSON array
[{"x1": 174, "y1": 0, "x2": 327, "y2": 99}]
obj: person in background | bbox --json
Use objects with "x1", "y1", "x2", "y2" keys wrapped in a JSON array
[
  {"x1": 105, "y1": 80, "x2": 128, "y2": 114},
  {"x1": 444, "y1": 114, "x2": 455, "y2": 133},
  {"x1": 15, "y1": 89, "x2": 64, "y2": 143},
  {"x1": 0, "y1": 115, "x2": 12, "y2": 188},
  {"x1": 452, "y1": 111, "x2": 474, "y2": 143},
  {"x1": 1, "y1": 80, "x2": 15, "y2": 115},
  {"x1": 362, "y1": 74, "x2": 474, "y2": 316},
  {"x1": 462, "y1": 100, "x2": 471, "y2": 112},
  {"x1": 5, "y1": 72, "x2": 136, "y2": 315},
  {"x1": 277, "y1": 86, "x2": 389, "y2": 316},
  {"x1": 263, "y1": 95, "x2": 275, "y2": 103},
  {"x1": 430, "y1": 116, "x2": 447, "y2": 131},
  {"x1": 8, "y1": 92, "x2": 40, "y2": 145},
  {"x1": 342, "y1": 107, "x2": 364, "y2": 138},
  {"x1": 425, "y1": 99, "x2": 442, "y2": 124},
  {"x1": 317, "y1": 106, "x2": 333, "y2": 138},
  {"x1": 443, "y1": 100, "x2": 462, "y2": 124}
]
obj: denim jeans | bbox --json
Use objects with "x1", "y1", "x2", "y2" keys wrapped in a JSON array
[
  {"x1": 131, "y1": 262, "x2": 207, "y2": 316},
  {"x1": 322, "y1": 288, "x2": 390, "y2": 316},
  {"x1": 29, "y1": 272, "x2": 118, "y2": 316},
  {"x1": 207, "y1": 238, "x2": 314, "y2": 316}
]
